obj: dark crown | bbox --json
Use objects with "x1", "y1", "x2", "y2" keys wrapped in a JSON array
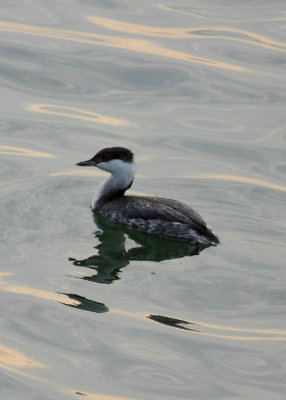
[{"x1": 92, "y1": 147, "x2": 134, "y2": 163}]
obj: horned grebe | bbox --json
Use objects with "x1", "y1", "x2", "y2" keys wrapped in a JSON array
[{"x1": 77, "y1": 147, "x2": 219, "y2": 245}]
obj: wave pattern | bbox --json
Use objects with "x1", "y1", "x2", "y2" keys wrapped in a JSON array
[{"x1": 1, "y1": 1, "x2": 286, "y2": 399}]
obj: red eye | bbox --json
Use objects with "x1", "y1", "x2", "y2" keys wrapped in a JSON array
[{"x1": 103, "y1": 157, "x2": 110, "y2": 162}]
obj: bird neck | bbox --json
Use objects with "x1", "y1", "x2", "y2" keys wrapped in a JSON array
[{"x1": 92, "y1": 162, "x2": 135, "y2": 210}]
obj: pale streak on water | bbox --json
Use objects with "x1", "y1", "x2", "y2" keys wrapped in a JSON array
[
  {"x1": 88, "y1": 16, "x2": 286, "y2": 53},
  {"x1": 0, "y1": 1, "x2": 286, "y2": 399},
  {"x1": 0, "y1": 21, "x2": 245, "y2": 72},
  {"x1": 27, "y1": 104, "x2": 131, "y2": 126},
  {"x1": 2, "y1": 272, "x2": 286, "y2": 341},
  {"x1": 0, "y1": 145, "x2": 54, "y2": 158}
]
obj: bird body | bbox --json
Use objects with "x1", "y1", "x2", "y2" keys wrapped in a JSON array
[{"x1": 77, "y1": 147, "x2": 219, "y2": 245}]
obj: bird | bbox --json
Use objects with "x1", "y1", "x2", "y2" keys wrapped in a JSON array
[{"x1": 76, "y1": 147, "x2": 219, "y2": 246}]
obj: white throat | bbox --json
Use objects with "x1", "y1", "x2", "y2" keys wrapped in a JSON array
[{"x1": 91, "y1": 159, "x2": 135, "y2": 210}]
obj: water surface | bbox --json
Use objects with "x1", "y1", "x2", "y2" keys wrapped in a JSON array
[{"x1": 1, "y1": 1, "x2": 286, "y2": 399}]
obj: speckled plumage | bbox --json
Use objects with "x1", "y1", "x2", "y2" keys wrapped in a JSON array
[{"x1": 95, "y1": 195, "x2": 219, "y2": 245}]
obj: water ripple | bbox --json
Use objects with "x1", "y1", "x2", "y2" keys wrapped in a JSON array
[
  {"x1": 0, "y1": 145, "x2": 54, "y2": 158},
  {"x1": 0, "y1": 21, "x2": 246, "y2": 71},
  {"x1": 27, "y1": 104, "x2": 130, "y2": 126},
  {"x1": 1, "y1": 2, "x2": 286, "y2": 399},
  {"x1": 89, "y1": 17, "x2": 286, "y2": 53}
]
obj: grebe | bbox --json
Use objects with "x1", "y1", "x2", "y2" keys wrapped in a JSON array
[{"x1": 77, "y1": 147, "x2": 219, "y2": 245}]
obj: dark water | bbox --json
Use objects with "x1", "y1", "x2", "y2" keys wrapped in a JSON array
[{"x1": 1, "y1": 1, "x2": 286, "y2": 399}]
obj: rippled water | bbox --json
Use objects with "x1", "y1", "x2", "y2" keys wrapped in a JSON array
[{"x1": 1, "y1": 1, "x2": 286, "y2": 399}]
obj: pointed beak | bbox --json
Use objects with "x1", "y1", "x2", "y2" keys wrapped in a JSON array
[{"x1": 76, "y1": 159, "x2": 96, "y2": 167}]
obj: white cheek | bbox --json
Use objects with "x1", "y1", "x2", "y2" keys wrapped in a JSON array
[
  {"x1": 96, "y1": 160, "x2": 135, "y2": 181},
  {"x1": 97, "y1": 159, "x2": 129, "y2": 173},
  {"x1": 96, "y1": 162, "x2": 109, "y2": 171}
]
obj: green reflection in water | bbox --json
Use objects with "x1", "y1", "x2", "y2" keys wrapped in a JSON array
[
  {"x1": 69, "y1": 214, "x2": 209, "y2": 285},
  {"x1": 65, "y1": 214, "x2": 209, "y2": 315}
]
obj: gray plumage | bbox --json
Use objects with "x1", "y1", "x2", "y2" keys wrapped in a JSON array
[{"x1": 95, "y1": 196, "x2": 219, "y2": 245}]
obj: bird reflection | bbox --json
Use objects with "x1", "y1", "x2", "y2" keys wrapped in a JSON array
[
  {"x1": 148, "y1": 314, "x2": 200, "y2": 332},
  {"x1": 69, "y1": 214, "x2": 209, "y2": 284},
  {"x1": 60, "y1": 293, "x2": 109, "y2": 313}
]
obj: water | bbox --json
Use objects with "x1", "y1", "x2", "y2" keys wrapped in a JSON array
[{"x1": 1, "y1": 1, "x2": 286, "y2": 399}]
